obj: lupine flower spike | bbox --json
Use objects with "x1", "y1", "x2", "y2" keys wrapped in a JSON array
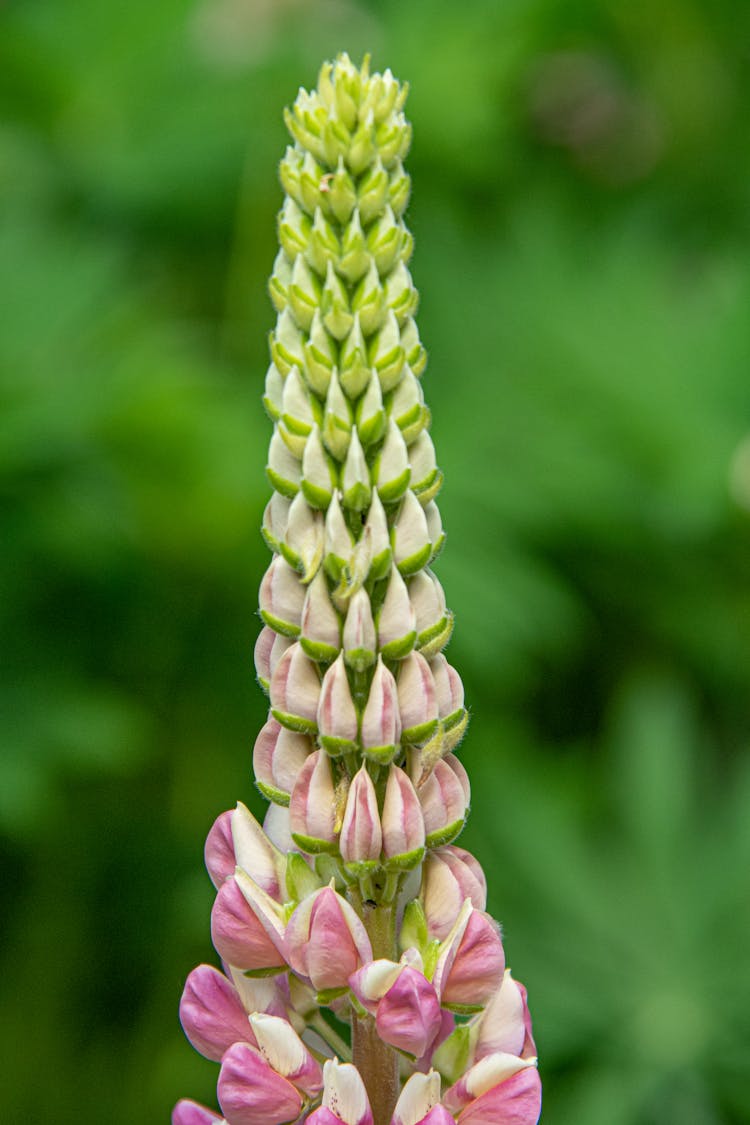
[{"x1": 175, "y1": 53, "x2": 541, "y2": 1125}]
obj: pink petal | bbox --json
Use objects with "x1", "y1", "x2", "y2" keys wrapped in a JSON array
[
  {"x1": 179, "y1": 964, "x2": 254, "y2": 1061},
  {"x1": 205, "y1": 810, "x2": 235, "y2": 889},
  {"x1": 172, "y1": 1099, "x2": 224, "y2": 1125},
  {"x1": 375, "y1": 967, "x2": 442, "y2": 1058},
  {"x1": 218, "y1": 1042, "x2": 303, "y2": 1125}
]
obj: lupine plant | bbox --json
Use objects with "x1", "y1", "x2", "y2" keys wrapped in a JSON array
[{"x1": 174, "y1": 53, "x2": 541, "y2": 1125}]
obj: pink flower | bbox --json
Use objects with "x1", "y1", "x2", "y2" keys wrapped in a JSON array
[
  {"x1": 306, "y1": 1058, "x2": 374, "y2": 1125},
  {"x1": 204, "y1": 810, "x2": 235, "y2": 889},
  {"x1": 218, "y1": 1026, "x2": 322, "y2": 1125},
  {"x1": 443, "y1": 1053, "x2": 541, "y2": 1125},
  {"x1": 474, "y1": 972, "x2": 536, "y2": 1062},
  {"x1": 390, "y1": 1071, "x2": 454, "y2": 1125},
  {"x1": 285, "y1": 886, "x2": 372, "y2": 995},
  {"x1": 349, "y1": 953, "x2": 441, "y2": 1059},
  {"x1": 179, "y1": 964, "x2": 255, "y2": 1061},
  {"x1": 381, "y1": 765, "x2": 425, "y2": 869},
  {"x1": 172, "y1": 1099, "x2": 225, "y2": 1124},
  {"x1": 210, "y1": 873, "x2": 287, "y2": 974},
  {"x1": 433, "y1": 901, "x2": 505, "y2": 1012}
]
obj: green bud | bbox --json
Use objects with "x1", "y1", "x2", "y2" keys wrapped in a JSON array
[
  {"x1": 322, "y1": 112, "x2": 351, "y2": 167},
  {"x1": 284, "y1": 91, "x2": 328, "y2": 164},
  {"x1": 267, "y1": 427, "x2": 301, "y2": 498},
  {"x1": 261, "y1": 491, "x2": 291, "y2": 554},
  {"x1": 375, "y1": 112, "x2": 412, "y2": 167},
  {"x1": 361, "y1": 67, "x2": 404, "y2": 125},
  {"x1": 301, "y1": 424, "x2": 336, "y2": 509},
  {"x1": 390, "y1": 366, "x2": 426, "y2": 444},
  {"x1": 388, "y1": 158, "x2": 411, "y2": 218},
  {"x1": 299, "y1": 150, "x2": 327, "y2": 215},
  {"x1": 268, "y1": 248, "x2": 292, "y2": 313},
  {"x1": 270, "y1": 307, "x2": 305, "y2": 376},
  {"x1": 392, "y1": 490, "x2": 431, "y2": 576},
  {"x1": 400, "y1": 316, "x2": 427, "y2": 377},
  {"x1": 355, "y1": 369, "x2": 386, "y2": 447},
  {"x1": 323, "y1": 491, "x2": 353, "y2": 583},
  {"x1": 424, "y1": 500, "x2": 445, "y2": 560},
  {"x1": 263, "y1": 363, "x2": 284, "y2": 422},
  {"x1": 352, "y1": 259, "x2": 385, "y2": 337},
  {"x1": 362, "y1": 491, "x2": 392, "y2": 580},
  {"x1": 321, "y1": 260, "x2": 353, "y2": 341},
  {"x1": 399, "y1": 899, "x2": 429, "y2": 957},
  {"x1": 288, "y1": 254, "x2": 321, "y2": 332},
  {"x1": 302, "y1": 309, "x2": 337, "y2": 398},
  {"x1": 322, "y1": 156, "x2": 357, "y2": 224},
  {"x1": 357, "y1": 155, "x2": 389, "y2": 225},
  {"x1": 341, "y1": 428, "x2": 372, "y2": 512},
  {"x1": 281, "y1": 366, "x2": 318, "y2": 458},
  {"x1": 384, "y1": 260, "x2": 418, "y2": 325},
  {"x1": 285, "y1": 851, "x2": 322, "y2": 901},
  {"x1": 431, "y1": 1023, "x2": 473, "y2": 1087},
  {"x1": 374, "y1": 419, "x2": 411, "y2": 504},
  {"x1": 322, "y1": 368, "x2": 352, "y2": 461},
  {"x1": 278, "y1": 196, "x2": 311, "y2": 259},
  {"x1": 408, "y1": 430, "x2": 441, "y2": 500},
  {"x1": 279, "y1": 145, "x2": 304, "y2": 210},
  {"x1": 339, "y1": 314, "x2": 371, "y2": 400},
  {"x1": 348, "y1": 109, "x2": 376, "y2": 176},
  {"x1": 369, "y1": 310, "x2": 405, "y2": 392},
  {"x1": 338, "y1": 209, "x2": 370, "y2": 285},
  {"x1": 367, "y1": 205, "x2": 404, "y2": 276},
  {"x1": 306, "y1": 207, "x2": 340, "y2": 277}
]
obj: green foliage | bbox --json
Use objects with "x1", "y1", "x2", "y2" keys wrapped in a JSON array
[{"x1": 1, "y1": 1, "x2": 749, "y2": 1122}]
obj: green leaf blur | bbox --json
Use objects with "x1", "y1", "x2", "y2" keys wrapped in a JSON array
[{"x1": 1, "y1": 1, "x2": 748, "y2": 1122}]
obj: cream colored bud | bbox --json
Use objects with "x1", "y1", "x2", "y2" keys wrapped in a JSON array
[
  {"x1": 261, "y1": 491, "x2": 291, "y2": 554},
  {"x1": 300, "y1": 568, "x2": 341, "y2": 663},
  {"x1": 283, "y1": 492, "x2": 324, "y2": 583},
  {"x1": 369, "y1": 310, "x2": 405, "y2": 392},
  {"x1": 341, "y1": 428, "x2": 372, "y2": 512},
  {"x1": 302, "y1": 309, "x2": 337, "y2": 398},
  {"x1": 343, "y1": 588, "x2": 376, "y2": 671},
  {"x1": 374, "y1": 419, "x2": 411, "y2": 504},
  {"x1": 270, "y1": 307, "x2": 306, "y2": 376},
  {"x1": 301, "y1": 424, "x2": 336, "y2": 510},
  {"x1": 377, "y1": 564, "x2": 416, "y2": 661},
  {"x1": 267, "y1": 426, "x2": 302, "y2": 498},
  {"x1": 355, "y1": 369, "x2": 386, "y2": 447},
  {"x1": 268, "y1": 248, "x2": 292, "y2": 313},
  {"x1": 322, "y1": 368, "x2": 352, "y2": 461},
  {"x1": 339, "y1": 314, "x2": 371, "y2": 400},
  {"x1": 263, "y1": 362, "x2": 285, "y2": 422}
]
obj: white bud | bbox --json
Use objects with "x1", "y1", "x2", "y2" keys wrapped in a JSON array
[
  {"x1": 300, "y1": 568, "x2": 341, "y2": 663},
  {"x1": 377, "y1": 564, "x2": 416, "y2": 660},
  {"x1": 324, "y1": 491, "x2": 354, "y2": 582},
  {"x1": 374, "y1": 419, "x2": 411, "y2": 504},
  {"x1": 322, "y1": 368, "x2": 353, "y2": 461},
  {"x1": 369, "y1": 310, "x2": 405, "y2": 392},
  {"x1": 267, "y1": 426, "x2": 302, "y2": 497},
  {"x1": 321, "y1": 259, "x2": 353, "y2": 341},
  {"x1": 303, "y1": 310, "x2": 336, "y2": 398},
  {"x1": 343, "y1": 588, "x2": 376, "y2": 670},
  {"x1": 271, "y1": 306, "x2": 306, "y2": 377},
  {"x1": 341, "y1": 428, "x2": 372, "y2": 512},
  {"x1": 362, "y1": 491, "x2": 391, "y2": 580},
  {"x1": 392, "y1": 490, "x2": 431, "y2": 576},
  {"x1": 263, "y1": 363, "x2": 285, "y2": 422},
  {"x1": 339, "y1": 313, "x2": 371, "y2": 400},
  {"x1": 355, "y1": 370, "x2": 386, "y2": 447},
  {"x1": 283, "y1": 492, "x2": 324, "y2": 582},
  {"x1": 261, "y1": 491, "x2": 291, "y2": 553}
]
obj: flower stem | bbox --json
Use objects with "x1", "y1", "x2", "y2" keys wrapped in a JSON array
[
  {"x1": 348, "y1": 887, "x2": 400, "y2": 1125},
  {"x1": 310, "y1": 1013, "x2": 352, "y2": 1062}
]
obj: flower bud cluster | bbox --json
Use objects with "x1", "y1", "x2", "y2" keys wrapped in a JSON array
[{"x1": 176, "y1": 54, "x2": 540, "y2": 1125}]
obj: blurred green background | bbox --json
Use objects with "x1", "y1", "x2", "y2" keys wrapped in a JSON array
[{"x1": 2, "y1": 1, "x2": 749, "y2": 1122}]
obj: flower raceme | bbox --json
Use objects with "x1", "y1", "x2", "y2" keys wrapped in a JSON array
[{"x1": 175, "y1": 53, "x2": 541, "y2": 1125}]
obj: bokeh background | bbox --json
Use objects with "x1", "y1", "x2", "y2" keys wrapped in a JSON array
[{"x1": 2, "y1": 1, "x2": 750, "y2": 1122}]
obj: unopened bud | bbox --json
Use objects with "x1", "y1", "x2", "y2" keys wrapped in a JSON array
[
  {"x1": 398, "y1": 650, "x2": 438, "y2": 743},
  {"x1": 430, "y1": 654, "x2": 467, "y2": 751},
  {"x1": 338, "y1": 209, "x2": 370, "y2": 285},
  {"x1": 374, "y1": 419, "x2": 411, "y2": 504},
  {"x1": 418, "y1": 755, "x2": 469, "y2": 848},
  {"x1": 391, "y1": 367, "x2": 426, "y2": 444},
  {"x1": 285, "y1": 886, "x2": 373, "y2": 996},
  {"x1": 360, "y1": 655, "x2": 401, "y2": 765},
  {"x1": 300, "y1": 569, "x2": 341, "y2": 663},
  {"x1": 263, "y1": 362, "x2": 285, "y2": 422},
  {"x1": 303, "y1": 310, "x2": 336, "y2": 397},
  {"x1": 355, "y1": 369, "x2": 386, "y2": 447},
  {"x1": 432, "y1": 900, "x2": 505, "y2": 1013},
  {"x1": 424, "y1": 500, "x2": 445, "y2": 560},
  {"x1": 348, "y1": 110, "x2": 376, "y2": 176},
  {"x1": 409, "y1": 431, "x2": 441, "y2": 501},
  {"x1": 339, "y1": 313, "x2": 372, "y2": 399},
  {"x1": 298, "y1": 150, "x2": 326, "y2": 214},
  {"x1": 340, "y1": 765, "x2": 382, "y2": 872},
  {"x1": 324, "y1": 156, "x2": 357, "y2": 225},
  {"x1": 367, "y1": 205, "x2": 403, "y2": 276},
  {"x1": 262, "y1": 491, "x2": 291, "y2": 554},
  {"x1": 400, "y1": 317, "x2": 427, "y2": 377},
  {"x1": 381, "y1": 765, "x2": 425, "y2": 869},
  {"x1": 409, "y1": 570, "x2": 451, "y2": 656},
  {"x1": 269, "y1": 248, "x2": 291, "y2": 313},
  {"x1": 255, "y1": 628, "x2": 293, "y2": 694},
  {"x1": 289, "y1": 750, "x2": 338, "y2": 853},
  {"x1": 352, "y1": 258, "x2": 385, "y2": 336},
  {"x1": 278, "y1": 196, "x2": 311, "y2": 259},
  {"x1": 362, "y1": 491, "x2": 392, "y2": 579},
  {"x1": 253, "y1": 718, "x2": 312, "y2": 807},
  {"x1": 324, "y1": 491, "x2": 354, "y2": 582},
  {"x1": 270, "y1": 642, "x2": 321, "y2": 734},
  {"x1": 210, "y1": 876, "x2": 287, "y2": 973},
  {"x1": 393, "y1": 490, "x2": 432, "y2": 576},
  {"x1": 384, "y1": 260, "x2": 418, "y2": 325},
  {"x1": 343, "y1": 588, "x2": 376, "y2": 670},
  {"x1": 317, "y1": 653, "x2": 359, "y2": 756},
  {"x1": 421, "y1": 845, "x2": 487, "y2": 942},
  {"x1": 322, "y1": 368, "x2": 353, "y2": 461},
  {"x1": 357, "y1": 154, "x2": 389, "y2": 225},
  {"x1": 341, "y1": 428, "x2": 372, "y2": 512},
  {"x1": 377, "y1": 564, "x2": 417, "y2": 660},
  {"x1": 267, "y1": 426, "x2": 302, "y2": 498},
  {"x1": 306, "y1": 207, "x2": 340, "y2": 278},
  {"x1": 369, "y1": 310, "x2": 405, "y2": 392},
  {"x1": 301, "y1": 424, "x2": 336, "y2": 510},
  {"x1": 259, "y1": 555, "x2": 306, "y2": 637},
  {"x1": 321, "y1": 260, "x2": 353, "y2": 342}
]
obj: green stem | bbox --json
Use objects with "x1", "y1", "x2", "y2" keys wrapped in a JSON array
[
  {"x1": 348, "y1": 887, "x2": 400, "y2": 1125},
  {"x1": 310, "y1": 1013, "x2": 352, "y2": 1061}
]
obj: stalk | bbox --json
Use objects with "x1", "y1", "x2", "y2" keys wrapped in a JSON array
[{"x1": 349, "y1": 891, "x2": 399, "y2": 1125}]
